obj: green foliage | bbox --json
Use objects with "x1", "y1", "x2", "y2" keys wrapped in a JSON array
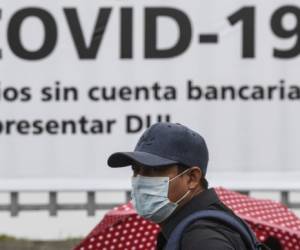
[
  {"x1": 0, "y1": 235, "x2": 82, "y2": 250},
  {"x1": 0, "y1": 235, "x2": 16, "y2": 241}
]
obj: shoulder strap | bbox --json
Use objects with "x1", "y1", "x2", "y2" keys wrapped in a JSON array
[{"x1": 165, "y1": 210, "x2": 263, "y2": 250}]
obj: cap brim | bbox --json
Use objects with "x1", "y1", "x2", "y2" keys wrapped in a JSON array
[{"x1": 107, "y1": 151, "x2": 178, "y2": 168}]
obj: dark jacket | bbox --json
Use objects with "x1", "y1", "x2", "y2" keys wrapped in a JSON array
[{"x1": 156, "y1": 188, "x2": 248, "y2": 250}]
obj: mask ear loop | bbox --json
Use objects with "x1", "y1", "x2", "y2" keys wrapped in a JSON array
[
  {"x1": 174, "y1": 189, "x2": 191, "y2": 204},
  {"x1": 169, "y1": 168, "x2": 192, "y2": 204},
  {"x1": 169, "y1": 168, "x2": 191, "y2": 182}
]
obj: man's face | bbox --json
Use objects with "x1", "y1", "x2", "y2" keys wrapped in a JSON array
[{"x1": 131, "y1": 164, "x2": 193, "y2": 205}]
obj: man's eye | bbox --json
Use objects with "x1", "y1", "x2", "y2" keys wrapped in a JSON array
[{"x1": 131, "y1": 166, "x2": 139, "y2": 173}]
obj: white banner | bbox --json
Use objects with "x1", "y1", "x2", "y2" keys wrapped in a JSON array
[{"x1": 1, "y1": 0, "x2": 300, "y2": 185}]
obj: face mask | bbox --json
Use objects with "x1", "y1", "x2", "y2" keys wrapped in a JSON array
[{"x1": 131, "y1": 168, "x2": 191, "y2": 223}]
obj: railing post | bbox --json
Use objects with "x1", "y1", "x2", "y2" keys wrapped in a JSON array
[
  {"x1": 49, "y1": 192, "x2": 58, "y2": 216},
  {"x1": 87, "y1": 191, "x2": 96, "y2": 216},
  {"x1": 281, "y1": 191, "x2": 289, "y2": 207},
  {"x1": 125, "y1": 190, "x2": 131, "y2": 202},
  {"x1": 10, "y1": 192, "x2": 19, "y2": 217}
]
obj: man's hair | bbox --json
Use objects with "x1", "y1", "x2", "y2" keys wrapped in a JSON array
[{"x1": 177, "y1": 164, "x2": 208, "y2": 190}]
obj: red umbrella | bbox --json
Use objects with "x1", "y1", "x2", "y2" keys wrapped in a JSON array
[
  {"x1": 215, "y1": 188, "x2": 300, "y2": 249},
  {"x1": 74, "y1": 187, "x2": 300, "y2": 250},
  {"x1": 74, "y1": 203, "x2": 159, "y2": 250}
]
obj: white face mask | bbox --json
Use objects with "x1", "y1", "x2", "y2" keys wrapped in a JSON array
[{"x1": 131, "y1": 168, "x2": 191, "y2": 223}]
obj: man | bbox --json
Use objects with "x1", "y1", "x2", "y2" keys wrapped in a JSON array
[{"x1": 107, "y1": 122, "x2": 254, "y2": 249}]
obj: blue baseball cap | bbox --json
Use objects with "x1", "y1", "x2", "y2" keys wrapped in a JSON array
[{"x1": 107, "y1": 122, "x2": 209, "y2": 175}]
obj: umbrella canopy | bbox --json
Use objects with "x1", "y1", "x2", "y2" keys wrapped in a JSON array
[
  {"x1": 75, "y1": 203, "x2": 159, "y2": 250},
  {"x1": 74, "y1": 187, "x2": 300, "y2": 250},
  {"x1": 215, "y1": 188, "x2": 300, "y2": 249}
]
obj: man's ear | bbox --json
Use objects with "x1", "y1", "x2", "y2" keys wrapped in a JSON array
[{"x1": 187, "y1": 167, "x2": 202, "y2": 189}]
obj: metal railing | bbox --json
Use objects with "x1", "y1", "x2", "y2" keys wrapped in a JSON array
[
  {"x1": 1, "y1": 173, "x2": 300, "y2": 217},
  {"x1": 0, "y1": 191, "x2": 132, "y2": 217},
  {"x1": 1, "y1": 190, "x2": 300, "y2": 217}
]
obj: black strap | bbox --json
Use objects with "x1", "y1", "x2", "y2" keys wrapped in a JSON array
[{"x1": 165, "y1": 210, "x2": 263, "y2": 250}]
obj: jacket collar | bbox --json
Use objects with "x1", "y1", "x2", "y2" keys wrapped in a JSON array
[{"x1": 160, "y1": 188, "x2": 220, "y2": 239}]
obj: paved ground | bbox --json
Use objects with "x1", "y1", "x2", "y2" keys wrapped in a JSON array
[{"x1": 0, "y1": 237, "x2": 81, "y2": 250}]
